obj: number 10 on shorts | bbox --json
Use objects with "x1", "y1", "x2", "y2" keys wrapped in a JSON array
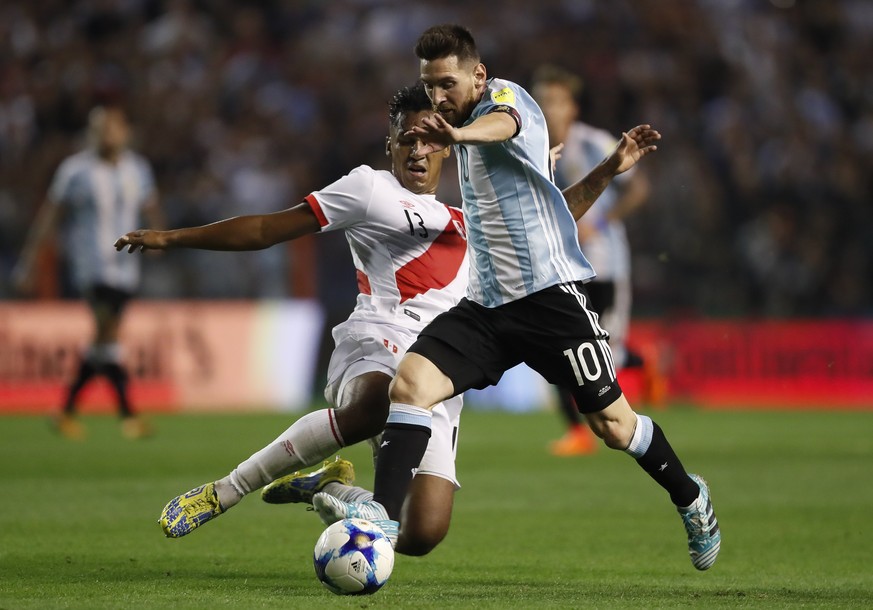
[{"x1": 563, "y1": 343, "x2": 603, "y2": 385}]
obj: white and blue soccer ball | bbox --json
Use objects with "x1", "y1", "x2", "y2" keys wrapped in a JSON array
[{"x1": 313, "y1": 518, "x2": 395, "y2": 595}]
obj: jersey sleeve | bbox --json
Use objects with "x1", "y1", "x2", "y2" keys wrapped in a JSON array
[
  {"x1": 470, "y1": 80, "x2": 529, "y2": 138},
  {"x1": 136, "y1": 156, "x2": 157, "y2": 202},
  {"x1": 47, "y1": 158, "x2": 78, "y2": 207},
  {"x1": 304, "y1": 165, "x2": 376, "y2": 232}
]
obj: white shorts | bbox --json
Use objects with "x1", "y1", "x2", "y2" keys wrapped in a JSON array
[{"x1": 324, "y1": 319, "x2": 462, "y2": 488}]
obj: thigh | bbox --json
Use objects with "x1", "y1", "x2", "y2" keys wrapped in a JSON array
[
  {"x1": 508, "y1": 281, "x2": 623, "y2": 413},
  {"x1": 86, "y1": 284, "x2": 131, "y2": 340},
  {"x1": 409, "y1": 298, "x2": 520, "y2": 393},
  {"x1": 607, "y1": 275, "x2": 632, "y2": 345},
  {"x1": 583, "y1": 280, "x2": 615, "y2": 319},
  {"x1": 333, "y1": 371, "x2": 392, "y2": 445},
  {"x1": 324, "y1": 320, "x2": 413, "y2": 406}
]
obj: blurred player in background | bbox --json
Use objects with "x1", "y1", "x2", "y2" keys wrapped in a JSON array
[
  {"x1": 532, "y1": 64, "x2": 660, "y2": 457},
  {"x1": 318, "y1": 24, "x2": 719, "y2": 572},
  {"x1": 14, "y1": 106, "x2": 162, "y2": 440}
]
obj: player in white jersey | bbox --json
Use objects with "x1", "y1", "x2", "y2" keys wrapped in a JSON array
[
  {"x1": 14, "y1": 106, "x2": 162, "y2": 440},
  {"x1": 114, "y1": 84, "x2": 468, "y2": 553},
  {"x1": 532, "y1": 65, "x2": 656, "y2": 456},
  {"x1": 320, "y1": 25, "x2": 720, "y2": 572}
]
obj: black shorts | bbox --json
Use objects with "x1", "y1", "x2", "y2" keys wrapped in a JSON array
[
  {"x1": 583, "y1": 280, "x2": 615, "y2": 318},
  {"x1": 84, "y1": 284, "x2": 133, "y2": 317},
  {"x1": 408, "y1": 281, "x2": 623, "y2": 413}
]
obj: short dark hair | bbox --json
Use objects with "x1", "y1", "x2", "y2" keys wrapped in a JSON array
[
  {"x1": 414, "y1": 24, "x2": 480, "y2": 65},
  {"x1": 531, "y1": 64, "x2": 583, "y2": 98},
  {"x1": 388, "y1": 82, "x2": 434, "y2": 129}
]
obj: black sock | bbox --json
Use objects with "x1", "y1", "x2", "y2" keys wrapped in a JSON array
[
  {"x1": 103, "y1": 363, "x2": 132, "y2": 417},
  {"x1": 635, "y1": 422, "x2": 699, "y2": 507},
  {"x1": 624, "y1": 350, "x2": 644, "y2": 369},
  {"x1": 64, "y1": 360, "x2": 98, "y2": 414},
  {"x1": 372, "y1": 422, "x2": 431, "y2": 519},
  {"x1": 557, "y1": 388, "x2": 582, "y2": 426}
]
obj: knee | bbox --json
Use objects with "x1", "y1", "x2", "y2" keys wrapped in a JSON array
[
  {"x1": 388, "y1": 353, "x2": 453, "y2": 407},
  {"x1": 335, "y1": 404, "x2": 385, "y2": 442},
  {"x1": 388, "y1": 368, "x2": 423, "y2": 405},
  {"x1": 396, "y1": 523, "x2": 448, "y2": 557},
  {"x1": 590, "y1": 416, "x2": 635, "y2": 450}
]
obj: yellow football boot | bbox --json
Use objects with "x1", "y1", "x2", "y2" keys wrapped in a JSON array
[
  {"x1": 159, "y1": 482, "x2": 224, "y2": 538},
  {"x1": 261, "y1": 457, "x2": 355, "y2": 505}
]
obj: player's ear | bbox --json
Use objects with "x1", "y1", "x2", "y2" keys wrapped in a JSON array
[
  {"x1": 385, "y1": 136, "x2": 391, "y2": 157},
  {"x1": 473, "y1": 63, "x2": 487, "y2": 88},
  {"x1": 441, "y1": 146, "x2": 451, "y2": 159}
]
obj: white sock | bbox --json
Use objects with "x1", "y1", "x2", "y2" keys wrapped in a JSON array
[
  {"x1": 322, "y1": 482, "x2": 374, "y2": 504},
  {"x1": 215, "y1": 409, "x2": 344, "y2": 509}
]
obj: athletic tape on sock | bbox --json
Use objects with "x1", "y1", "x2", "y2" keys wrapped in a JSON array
[
  {"x1": 386, "y1": 403, "x2": 433, "y2": 429},
  {"x1": 625, "y1": 413, "x2": 654, "y2": 458}
]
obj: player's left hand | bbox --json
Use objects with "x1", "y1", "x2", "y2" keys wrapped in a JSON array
[
  {"x1": 404, "y1": 114, "x2": 458, "y2": 156},
  {"x1": 549, "y1": 143, "x2": 564, "y2": 174},
  {"x1": 114, "y1": 230, "x2": 168, "y2": 253},
  {"x1": 607, "y1": 124, "x2": 661, "y2": 175}
]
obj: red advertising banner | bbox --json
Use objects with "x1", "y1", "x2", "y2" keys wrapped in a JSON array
[
  {"x1": 0, "y1": 301, "x2": 324, "y2": 413},
  {"x1": 2, "y1": 305, "x2": 870, "y2": 412},
  {"x1": 629, "y1": 320, "x2": 873, "y2": 409}
]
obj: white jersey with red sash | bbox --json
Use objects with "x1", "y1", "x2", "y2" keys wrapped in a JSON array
[{"x1": 305, "y1": 165, "x2": 468, "y2": 333}]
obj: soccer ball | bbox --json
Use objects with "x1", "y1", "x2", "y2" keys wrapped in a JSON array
[{"x1": 313, "y1": 518, "x2": 395, "y2": 595}]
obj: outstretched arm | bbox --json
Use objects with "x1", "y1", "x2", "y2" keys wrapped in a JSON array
[
  {"x1": 562, "y1": 124, "x2": 660, "y2": 221},
  {"x1": 115, "y1": 202, "x2": 321, "y2": 253},
  {"x1": 405, "y1": 111, "x2": 518, "y2": 156}
]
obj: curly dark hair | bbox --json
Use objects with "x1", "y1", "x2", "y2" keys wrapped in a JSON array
[{"x1": 388, "y1": 82, "x2": 434, "y2": 129}]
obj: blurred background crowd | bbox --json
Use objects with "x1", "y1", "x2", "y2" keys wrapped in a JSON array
[{"x1": 1, "y1": 0, "x2": 871, "y2": 320}]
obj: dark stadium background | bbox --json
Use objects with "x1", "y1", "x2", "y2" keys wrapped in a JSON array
[{"x1": 1, "y1": 0, "x2": 871, "y2": 412}]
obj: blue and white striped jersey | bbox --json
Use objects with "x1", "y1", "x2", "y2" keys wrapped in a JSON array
[
  {"x1": 554, "y1": 122, "x2": 634, "y2": 281},
  {"x1": 49, "y1": 149, "x2": 156, "y2": 292},
  {"x1": 455, "y1": 77, "x2": 595, "y2": 307}
]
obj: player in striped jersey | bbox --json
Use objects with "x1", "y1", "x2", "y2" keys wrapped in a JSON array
[
  {"x1": 14, "y1": 106, "x2": 162, "y2": 440},
  {"x1": 533, "y1": 65, "x2": 660, "y2": 456},
  {"x1": 320, "y1": 25, "x2": 720, "y2": 571},
  {"x1": 116, "y1": 82, "x2": 656, "y2": 555}
]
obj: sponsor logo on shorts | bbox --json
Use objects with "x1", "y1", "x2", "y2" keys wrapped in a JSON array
[
  {"x1": 404, "y1": 308, "x2": 421, "y2": 321},
  {"x1": 598, "y1": 385, "x2": 611, "y2": 397}
]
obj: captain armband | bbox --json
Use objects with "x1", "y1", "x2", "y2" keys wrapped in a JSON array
[{"x1": 487, "y1": 106, "x2": 522, "y2": 138}]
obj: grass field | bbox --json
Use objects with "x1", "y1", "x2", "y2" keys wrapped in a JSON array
[{"x1": 1, "y1": 407, "x2": 871, "y2": 609}]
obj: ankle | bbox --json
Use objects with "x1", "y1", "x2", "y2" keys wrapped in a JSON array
[{"x1": 215, "y1": 477, "x2": 244, "y2": 509}]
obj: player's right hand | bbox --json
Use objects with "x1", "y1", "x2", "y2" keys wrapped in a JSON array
[{"x1": 114, "y1": 230, "x2": 168, "y2": 253}]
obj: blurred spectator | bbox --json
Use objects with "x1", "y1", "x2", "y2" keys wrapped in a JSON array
[{"x1": 1, "y1": 0, "x2": 870, "y2": 317}]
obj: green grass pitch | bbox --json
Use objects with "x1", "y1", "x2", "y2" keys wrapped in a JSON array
[{"x1": 1, "y1": 407, "x2": 871, "y2": 608}]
